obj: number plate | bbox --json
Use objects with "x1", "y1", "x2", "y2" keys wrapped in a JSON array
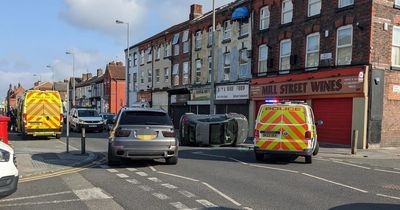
[
  {"x1": 89, "y1": 125, "x2": 97, "y2": 128},
  {"x1": 261, "y1": 131, "x2": 279, "y2": 138}
]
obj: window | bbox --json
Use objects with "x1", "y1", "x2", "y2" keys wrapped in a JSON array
[
  {"x1": 183, "y1": 61, "x2": 189, "y2": 85},
  {"x1": 338, "y1": 0, "x2": 354, "y2": 8},
  {"x1": 223, "y1": 21, "x2": 231, "y2": 40},
  {"x1": 183, "y1": 30, "x2": 189, "y2": 53},
  {"x1": 392, "y1": 26, "x2": 400, "y2": 67},
  {"x1": 147, "y1": 69, "x2": 152, "y2": 83},
  {"x1": 396, "y1": 0, "x2": 400, "y2": 7},
  {"x1": 280, "y1": 39, "x2": 291, "y2": 71},
  {"x1": 156, "y1": 47, "x2": 161, "y2": 60},
  {"x1": 155, "y1": 69, "x2": 160, "y2": 83},
  {"x1": 140, "y1": 51, "x2": 145, "y2": 65},
  {"x1": 336, "y1": 25, "x2": 353, "y2": 65},
  {"x1": 173, "y1": 64, "x2": 179, "y2": 86},
  {"x1": 174, "y1": 44, "x2": 180, "y2": 56},
  {"x1": 133, "y1": 73, "x2": 137, "y2": 91},
  {"x1": 133, "y1": 52, "x2": 138, "y2": 67},
  {"x1": 195, "y1": 30, "x2": 202, "y2": 49},
  {"x1": 140, "y1": 70, "x2": 144, "y2": 83},
  {"x1": 223, "y1": 52, "x2": 231, "y2": 81},
  {"x1": 258, "y1": 45, "x2": 268, "y2": 73},
  {"x1": 164, "y1": 44, "x2": 171, "y2": 57},
  {"x1": 281, "y1": 0, "x2": 293, "y2": 24},
  {"x1": 164, "y1": 67, "x2": 169, "y2": 82},
  {"x1": 308, "y1": 0, "x2": 321, "y2": 17},
  {"x1": 260, "y1": 6, "x2": 270, "y2": 30},
  {"x1": 195, "y1": 59, "x2": 202, "y2": 83},
  {"x1": 306, "y1": 33, "x2": 320, "y2": 68},
  {"x1": 208, "y1": 56, "x2": 212, "y2": 82},
  {"x1": 208, "y1": 27, "x2": 213, "y2": 46},
  {"x1": 147, "y1": 48, "x2": 152, "y2": 63},
  {"x1": 173, "y1": 33, "x2": 180, "y2": 56},
  {"x1": 239, "y1": 49, "x2": 249, "y2": 78},
  {"x1": 239, "y1": 21, "x2": 249, "y2": 37}
]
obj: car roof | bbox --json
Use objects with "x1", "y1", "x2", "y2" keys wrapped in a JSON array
[{"x1": 121, "y1": 107, "x2": 167, "y2": 113}]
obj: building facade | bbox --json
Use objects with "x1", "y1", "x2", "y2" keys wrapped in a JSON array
[{"x1": 103, "y1": 61, "x2": 126, "y2": 114}]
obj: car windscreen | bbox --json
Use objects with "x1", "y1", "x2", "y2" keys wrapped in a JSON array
[
  {"x1": 102, "y1": 114, "x2": 115, "y2": 120},
  {"x1": 78, "y1": 110, "x2": 99, "y2": 117},
  {"x1": 119, "y1": 111, "x2": 172, "y2": 125}
]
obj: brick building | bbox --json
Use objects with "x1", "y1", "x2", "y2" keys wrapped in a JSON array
[
  {"x1": 250, "y1": 0, "x2": 400, "y2": 147},
  {"x1": 103, "y1": 61, "x2": 126, "y2": 114}
]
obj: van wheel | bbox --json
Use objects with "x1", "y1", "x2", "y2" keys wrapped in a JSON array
[
  {"x1": 165, "y1": 156, "x2": 178, "y2": 165},
  {"x1": 313, "y1": 142, "x2": 319, "y2": 156},
  {"x1": 305, "y1": 156, "x2": 312, "y2": 164},
  {"x1": 56, "y1": 134, "x2": 61, "y2": 139},
  {"x1": 255, "y1": 153, "x2": 264, "y2": 161}
]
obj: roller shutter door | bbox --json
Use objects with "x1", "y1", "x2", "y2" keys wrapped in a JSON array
[{"x1": 312, "y1": 98, "x2": 353, "y2": 145}]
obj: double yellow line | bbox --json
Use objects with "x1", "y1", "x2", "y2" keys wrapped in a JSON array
[{"x1": 20, "y1": 158, "x2": 106, "y2": 183}]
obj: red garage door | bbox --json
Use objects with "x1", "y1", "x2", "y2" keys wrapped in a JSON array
[{"x1": 312, "y1": 98, "x2": 353, "y2": 145}]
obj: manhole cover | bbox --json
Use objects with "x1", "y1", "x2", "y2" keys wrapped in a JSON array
[{"x1": 383, "y1": 184, "x2": 400, "y2": 191}]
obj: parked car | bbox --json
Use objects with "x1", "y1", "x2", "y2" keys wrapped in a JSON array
[
  {"x1": 108, "y1": 107, "x2": 178, "y2": 166},
  {"x1": 69, "y1": 108, "x2": 103, "y2": 132},
  {"x1": 0, "y1": 141, "x2": 18, "y2": 198},
  {"x1": 99, "y1": 113, "x2": 115, "y2": 131}
]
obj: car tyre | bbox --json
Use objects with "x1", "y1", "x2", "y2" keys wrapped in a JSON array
[
  {"x1": 165, "y1": 156, "x2": 178, "y2": 165},
  {"x1": 313, "y1": 142, "x2": 319, "y2": 156},
  {"x1": 305, "y1": 155, "x2": 312, "y2": 164},
  {"x1": 255, "y1": 153, "x2": 264, "y2": 161},
  {"x1": 56, "y1": 134, "x2": 61, "y2": 139}
]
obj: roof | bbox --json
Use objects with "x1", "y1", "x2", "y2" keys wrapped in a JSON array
[
  {"x1": 106, "y1": 62, "x2": 125, "y2": 80},
  {"x1": 54, "y1": 82, "x2": 67, "y2": 91}
]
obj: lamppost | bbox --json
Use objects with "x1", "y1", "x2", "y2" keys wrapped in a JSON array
[
  {"x1": 116, "y1": 19, "x2": 130, "y2": 107},
  {"x1": 209, "y1": 0, "x2": 216, "y2": 115},
  {"x1": 46, "y1": 65, "x2": 54, "y2": 90},
  {"x1": 65, "y1": 51, "x2": 76, "y2": 107}
]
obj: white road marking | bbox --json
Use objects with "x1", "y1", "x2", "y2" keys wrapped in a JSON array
[
  {"x1": 152, "y1": 193, "x2": 169, "y2": 200},
  {"x1": 149, "y1": 166, "x2": 157, "y2": 172},
  {"x1": 228, "y1": 157, "x2": 249, "y2": 165},
  {"x1": 332, "y1": 160, "x2": 371, "y2": 169},
  {"x1": 170, "y1": 202, "x2": 190, "y2": 210},
  {"x1": 73, "y1": 187, "x2": 112, "y2": 200},
  {"x1": 162, "y1": 183, "x2": 178, "y2": 189},
  {"x1": 126, "y1": 168, "x2": 138, "y2": 172},
  {"x1": 243, "y1": 207, "x2": 254, "y2": 210},
  {"x1": 107, "y1": 169, "x2": 119, "y2": 173},
  {"x1": 202, "y1": 182, "x2": 242, "y2": 206},
  {"x1": 249, "y1": 164, "x2": 299, "y2": 174},
  {"x1": 302, "y1": 173, "x2": 368, "y2": 193},
  {"x1": 196, "y1": 199, "x2": 217, "y2": 208},
  {"x1": 148, "y1": 177, "x2": 162, "y2": 183},
  {"x1": 138, "y1": 185, "x2": 153, "y2": 192},
  {"x1": 136, "y1": 172, "x2": 148, "y2": 177},
  {"x1": 377, "y1": 193, "x2": 400, "y2": 200},
  {"x1": 157, "y1": 171, "x2": 199, "y2": 182},
  {"x1": 179, "y1": 190, "x2": 196, "y2": 198},
  {"x1": 116, "y1": 173, "x2": 129, "y2": 178},
  {"x1": 0, "y1": 199, "x2": 81, "y2": 207},
  {"x1": 126, "y1": 179, "x2": 140, "y2": 184},
  {"x1": 57, "y1": 139, "x2": 79, "y2": 150},
  {"x1": 374, "y1": 169, "x2": 400, "y2": 174},
  {"x1": 0, "y1": 191, "x2": 72, "y2": 202},
  {"x1": 394, "y1": 168, "x2": 400, "y2": 171}
]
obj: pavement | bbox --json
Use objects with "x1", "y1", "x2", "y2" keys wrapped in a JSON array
[{"x1": 8, "y1": 132, "x2": 98, "y2": 178}]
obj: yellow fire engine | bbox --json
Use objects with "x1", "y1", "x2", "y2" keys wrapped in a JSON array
[{"x1": 17, "y1": 90, "x2": 63, "y2": 139}]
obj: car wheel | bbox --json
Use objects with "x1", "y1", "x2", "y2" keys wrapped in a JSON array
[
  {"x1": 56, "y1": 134, "x2": 61, "y2": 139},
  {"x1": 313, "y1": 142, "x2": 319, "y2": 156},
  {"x1": 165, "y1": 156, "x2": 178, "y2": 165},
  {"x1": 255, "y1": 153, "x2": 264, "y2": 161},
  {"x1": 305, "y1": 155, "x2": 312, "y2": 164}
]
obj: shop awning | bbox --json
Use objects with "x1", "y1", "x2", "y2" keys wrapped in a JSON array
[{"x1": 232, "y1": 6, "x2": 249, "y2": 21}]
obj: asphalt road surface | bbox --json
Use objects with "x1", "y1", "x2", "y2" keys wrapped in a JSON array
[{"x1": 1, "y1": 131, "x2": 399, "y2": 210}]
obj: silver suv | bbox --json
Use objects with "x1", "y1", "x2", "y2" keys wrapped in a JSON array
[{"x1": 108, "y1": 107, "x2": 178, "y2": 165}]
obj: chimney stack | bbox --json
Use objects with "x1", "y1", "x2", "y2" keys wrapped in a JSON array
[
  {"x1": 82, "y1": 73, "x2": 88, "y2": 81},
  {"x1": 97, "y1": 68, "x2": 103, "y2": 77},
  {"x1": 87, "y1": 73, "x2": 93, "y2": 80},
  {"x1": 189, "y1": 4, "x2": 203, "y2": 20}
]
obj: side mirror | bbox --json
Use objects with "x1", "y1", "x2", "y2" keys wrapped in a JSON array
[{"x1": 315, "y1": 120, "x2": 324, "y2": 126}]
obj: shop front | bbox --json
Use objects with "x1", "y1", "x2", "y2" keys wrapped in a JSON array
[
  {"x1": 215, "y1": 83, "x2": 250, "y2": 119},
  {"x1": 188, "y1": 86, "x2": 210, "y2": 114},
  {"x1": 168, "y1": 88, "x2": 190, "y2": 128},
  {"x1": 137, "y1": 90, "x2": 152, "y2": 107},
  {"x1": 152, "y1": 91, "x2": 169, "y2": 112},
  {"x1": 250, "y1": 66, "x2": 368, "y2": 147}
]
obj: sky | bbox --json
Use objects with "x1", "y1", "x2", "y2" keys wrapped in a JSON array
[{"x1": 0, "y1": 0, "x2": 233, "y2": 99}]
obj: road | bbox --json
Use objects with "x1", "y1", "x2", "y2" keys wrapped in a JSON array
[{"x1": 1, "y1": 131, "x2": 400, "y2": 210}]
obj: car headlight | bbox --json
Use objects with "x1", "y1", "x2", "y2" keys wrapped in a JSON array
[{"x1": 0, "y1": 149, "x2": 10, "y2": 162}]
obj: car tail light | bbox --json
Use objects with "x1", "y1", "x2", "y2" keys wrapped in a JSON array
[
  {"x1": 116, "y1": 129, "x2": 131, "y2": 137},
  {"x1": 305, "y1": 131, "x2": 312, "y2": 140},
  {"x1": 23, "y1": 114, "x2": 27, "y2": 126},
  {"x1": 162, "y1": 131, "x2": 176, "y2": 137},
  {"x1": 60, "y1": 114, "x2": 64, "y2": 124},
  {"x1": 254, "y1": 130, "x2": 260, "y2": 138}
]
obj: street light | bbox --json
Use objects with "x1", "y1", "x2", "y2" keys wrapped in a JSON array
[
  {"x1": 209, "y1": 0, "x2": 216, "y2": 115},
  {"x1": 65, "y1": 51, "x2": 76, "y2": 107},
  {"x1": 46, "y1": 65, "x2": 54, "y2": 90},
  {"x1": 116, "y1": 19, "x2": 130, "y2": 107}
]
